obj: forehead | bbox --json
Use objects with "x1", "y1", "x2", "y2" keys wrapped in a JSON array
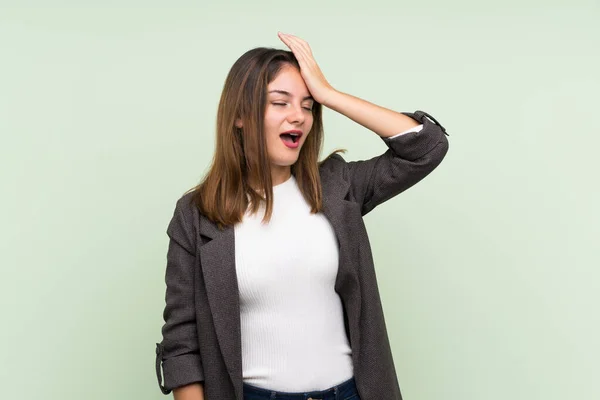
[{"x1": 267, "y1": 65, "x2": 310, "y2": 96}]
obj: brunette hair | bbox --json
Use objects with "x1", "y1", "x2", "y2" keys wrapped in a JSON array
[{"x1": 188, "y1": 47, "x2": 345, "y2": 229}]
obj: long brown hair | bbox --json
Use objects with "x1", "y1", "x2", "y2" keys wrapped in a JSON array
[{"x1": 188, "y1": 47, "x2": 345, "y2": 230}]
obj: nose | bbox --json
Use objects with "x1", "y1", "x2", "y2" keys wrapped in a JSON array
[{"x1": 287, "y1": 104, "x2": 305, "y2": 125}]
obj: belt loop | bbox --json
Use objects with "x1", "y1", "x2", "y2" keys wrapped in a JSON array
[
  {"x1": 416, "y1": 110, "x2": 449, "y2": 136},
  {"x1": 155, "y1": 343, "x2": 170, "y2": 395}
]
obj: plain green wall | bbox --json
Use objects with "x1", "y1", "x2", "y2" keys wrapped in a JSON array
[{"x1": 1, "y1": 2, "x2": 598, "y2": 399}]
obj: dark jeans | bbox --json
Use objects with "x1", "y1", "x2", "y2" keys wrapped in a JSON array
[{"x1": 243, "y1": 376, "x2": 360, "y2": 400}]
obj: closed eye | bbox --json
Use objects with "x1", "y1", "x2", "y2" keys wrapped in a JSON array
[{"x1": 273, "y1": 102, "x2": 313, "y2": 111}]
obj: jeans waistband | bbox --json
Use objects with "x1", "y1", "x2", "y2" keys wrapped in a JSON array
[{"x1": 242, "y1": 376, "x2": 357, "y2": 400}]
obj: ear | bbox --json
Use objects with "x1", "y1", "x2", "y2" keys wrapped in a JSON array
[{"x1": 235, "y1": 118, "x2": 243, "y2": 128}]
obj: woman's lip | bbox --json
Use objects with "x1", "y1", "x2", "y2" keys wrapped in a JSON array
[{"x1": 280, "y1": 136, "x2": 300, "y2": 148}]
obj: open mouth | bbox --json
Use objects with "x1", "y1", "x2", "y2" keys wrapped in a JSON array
[{"x1": 280, "y1": 133, "x2": 300, "y2": 143}]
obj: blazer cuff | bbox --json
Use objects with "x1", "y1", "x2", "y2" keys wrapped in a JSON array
[
  {"x1": 381, "y1": 110, "x2": 449, "y2": 161},
  {"x1": 156, "y1": 343, "x2": 204, "y2": 394}
]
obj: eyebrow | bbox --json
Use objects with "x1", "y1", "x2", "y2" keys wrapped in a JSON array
[{"x1": 268, "y1": 90, "x2": 314, "y2": 101}]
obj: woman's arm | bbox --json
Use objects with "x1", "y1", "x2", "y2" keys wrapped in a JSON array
[
  {"x1": 156, "y1": 197, "x2": 205, "y2": 394},
  {"x1": 173, "y1": 382, "x2": 205, "y2": 400},
  {"x1": 323, "y1": 89, "x2": 423, "y2": 138}
]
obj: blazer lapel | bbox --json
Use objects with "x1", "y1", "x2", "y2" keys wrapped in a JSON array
[
  {"x1": 198, "y1": 215, "x2": 240, "y2": 394},
  {"x1": 198, "y1": 172, "x2": 357, "y2": 400}
]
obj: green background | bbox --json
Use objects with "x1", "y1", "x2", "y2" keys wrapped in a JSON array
[{"x1": 1, "y1": 1, "x2": 598, "y2": 399}]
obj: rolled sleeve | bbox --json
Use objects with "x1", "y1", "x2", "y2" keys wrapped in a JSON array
[
  {"x1": 386, "y1": 123, "x2": 424, "y2": 138},
  {"x1": 381, "y1": 110, "x2": 449, "y2": 160},
  {"x1": 338, "y1": 110, "x2": 450, "y2": 215},
  {"x1": 156, "y1": 343, "x2": 204, "y2": 394}
]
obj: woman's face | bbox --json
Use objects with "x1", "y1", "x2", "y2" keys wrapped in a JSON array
[{"x1": 263, "y1": 64, "x2": 314, "y2": 176}]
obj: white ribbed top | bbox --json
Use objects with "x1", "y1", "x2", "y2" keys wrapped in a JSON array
[{"x1": 233, "y1": 174, "x2": 354, "y2": 392}]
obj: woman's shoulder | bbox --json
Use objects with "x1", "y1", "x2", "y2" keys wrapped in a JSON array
[
  {"x1": 171, "y1": 188, "x2": 201, "y2": 221},
  {"x1": 319, "y1": 152, "x2": 351, "y2": 185},
  {"x1": 319, "y1": 151, "x2": 348, "y2": 173}
]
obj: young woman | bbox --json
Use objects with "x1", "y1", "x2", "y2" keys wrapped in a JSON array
[{"x1": 155, "y1": 32, "x2": 450, "y2": 400}]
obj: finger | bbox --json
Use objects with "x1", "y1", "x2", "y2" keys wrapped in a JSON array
[
  {"x1": 281, "y1": 36, "x2": 310, "y2": 67},
  {"x1": 282, "y1": 34, "x2": 311, "y2": 55},
  {"x1": 282, "y1": 34, "x2": 313, "y2": 55},
  {"x1": 278, "y1": 32, "x2": 292, "y2": 48},
  {"x1": 278, "y1": 32, "x2": 296, "y2": 49},
  {"x1": 282, "y1": 35, "x2": 313, "y2": 64}
]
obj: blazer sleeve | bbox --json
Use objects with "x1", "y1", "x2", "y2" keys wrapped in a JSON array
[
  {"x1": 155, "y1": 197, "x2": 204, "y2": 394},
  {"x1": 337, "y1": 110, "x2": 449, "y2": 216}
]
